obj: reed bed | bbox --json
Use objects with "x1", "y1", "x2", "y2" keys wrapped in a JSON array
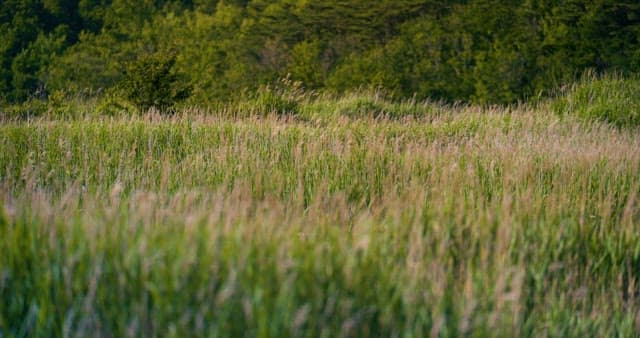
[{"x1": 1, "y1": 106, "x2": 639, "y2": 337}]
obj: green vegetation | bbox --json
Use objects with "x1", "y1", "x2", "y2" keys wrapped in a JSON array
[
  {"x1": 552, "y1": 72, "x2": 640, "y2": 127},
  {"x1": 2, "y1": 0, "x2": 640, "y2": 106},
  {"x1": 117, "y1": 52, "x2": 192, "y2": 113},
  {"x1": 1, "y1": 97, "x2": 640, "y2": 336},
  {"x1": 2, "y1": 1, "x2": 640, "y2": 336}
]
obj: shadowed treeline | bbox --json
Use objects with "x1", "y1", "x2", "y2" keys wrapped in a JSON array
[{"x1": 2, "y1": 0, "x2": 640, "y2": 105}]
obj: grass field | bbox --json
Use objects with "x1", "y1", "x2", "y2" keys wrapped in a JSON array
[{"x1": 1, "y1": 92, "x2": 640, "y2": 336}]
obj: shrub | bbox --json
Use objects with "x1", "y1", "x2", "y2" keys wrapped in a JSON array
[
  {"x1": 0, "y1": 99, "x2": 48, "y2": 121},
  {"x1": 117, "y1": 52, "x2": 192, "y2": 113},
  {"x1": 551, "y1": 72, "x2": 640, "y2": 127},
  {"x1": 336, "y1": 94, "x2": 387, "y2": 118},
  {"x1": 335, "y1": 91, "x2": 426, "y2": 119},
  {"x1": 243, "y1": 78, "x2": 310, "y2": 116},
  {"x1": 252, "y1": 87, "x2": 299, "y2": 115},
  {"x1": 95, "y1": 92, "x2": 137, "y2": 116}
]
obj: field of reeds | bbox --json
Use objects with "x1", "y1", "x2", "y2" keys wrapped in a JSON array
[{"x1": 1, "y1": 87, "x2": 640, "y2": 337}]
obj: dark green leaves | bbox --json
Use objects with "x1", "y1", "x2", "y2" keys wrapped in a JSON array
[{"x1": 117, "y1": 52, "x2": 192, "y2": 113}]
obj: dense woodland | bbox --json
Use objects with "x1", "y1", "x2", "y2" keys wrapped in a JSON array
[{"x1": 2, "y1": 0, "x2": 640, "y2": 105}]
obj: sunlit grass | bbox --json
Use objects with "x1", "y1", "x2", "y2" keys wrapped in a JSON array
[{"x1": 1, "y1": 100, "x2": 639, "y2": 337}]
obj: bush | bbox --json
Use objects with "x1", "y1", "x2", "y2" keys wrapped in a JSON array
[
  {"x1": 117, "y1": 52, "x2": 192, "y2": 113},
  {"x1": 252, "y1": 87, "x2": 299, "y2": 115},
  {"x1": 0, "y1": 99, "x2": 48, "y2": 121},
  {"x1": 335, "y1": 91, "x2": 426, "y2": 119},
  {"x1": 95, "y1": 92, "x2": 137, "y2": 116},
  {"x1": 336, "y1": 94, "x2": 387, "y2": 118},
  {"x1": 551, "y1": 72, "x2": 640, "y2": 127}
]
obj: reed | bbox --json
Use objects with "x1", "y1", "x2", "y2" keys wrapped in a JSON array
[{"x1": 1, "y1": 101, "x2": 639, "y2": 337}]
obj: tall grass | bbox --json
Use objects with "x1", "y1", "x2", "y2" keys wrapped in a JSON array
[
  {"x1": 550, "y1": 71, "x2": 640, "y2": 127},
  {"x1": 1, "y1": 101, "x2": 640, "y2": 336}
]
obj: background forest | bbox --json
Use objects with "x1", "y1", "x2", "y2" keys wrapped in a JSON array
[{"x1": 2, "y1": 0, "x2": 640, "y2": 107}]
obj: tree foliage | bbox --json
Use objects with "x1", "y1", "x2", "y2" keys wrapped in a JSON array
[
  {"x1": 117, "y1": 52, "x2": 192, "y2": 112},
  {"x1": 1, "y1": 0, "x2": 639, "y2": 105}
]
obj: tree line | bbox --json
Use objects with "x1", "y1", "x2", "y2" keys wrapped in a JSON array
[{"x1": 2, "y1": 0, "x2": 640, "y2": 105}]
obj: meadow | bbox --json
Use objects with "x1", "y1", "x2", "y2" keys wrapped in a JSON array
[{"x1": 1, "y1": 87, "x2": 640, "y2": 337}]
